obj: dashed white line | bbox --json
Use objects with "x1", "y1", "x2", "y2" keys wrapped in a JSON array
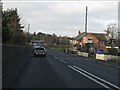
[
  {"x1": 59, "y1": 59, "x2": 67, "y2": 64},
  {"x1": 54, "y1": 56, "x2": 58, "y2": 59},
  {"x1": 54, "y1": 56, "x2": 67, "y2": 64},
  {"x1": 68, "y1": 65, "x2": 110, "y2": 89},
  {"x1": 116, "y1": 66, "x2": 120, "y2": 69}
]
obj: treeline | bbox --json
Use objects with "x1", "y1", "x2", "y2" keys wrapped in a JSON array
[
  {"x1": 2, "y1": 8, "x2": 27, "y2": 45},
  {"x1": 32, "y1": 32, "x2": 73, "y2": 46},
  {"x1": 2, "y1": 7, "x2": 73, "y2": 46}
]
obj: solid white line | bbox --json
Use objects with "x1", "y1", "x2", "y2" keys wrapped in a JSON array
[
  {"x1": 68, "y1": 65, "x2": 110, "y2": 89},
  {"x1": 73, "y1": 65, "x2": 120, "y2": 90}
]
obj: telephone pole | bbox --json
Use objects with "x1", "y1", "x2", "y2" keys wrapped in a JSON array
[
  {"x1": 85, "y1": 6, "x2": 88, "y2": 34},
  {"x1": 28, "y1": 24, "x2": 30, "y2": 34},
  {"x1": 26, "y1": 24, "x2": 30, "y2": 45}
]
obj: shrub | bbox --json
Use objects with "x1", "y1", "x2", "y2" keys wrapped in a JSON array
[{"x1": 107, "y1": 48, "x2": 118, "y2": 55}]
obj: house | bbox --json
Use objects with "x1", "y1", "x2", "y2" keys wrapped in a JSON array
[{"x1": 72, "y1": 31, "x2": 110, "y2": 53}]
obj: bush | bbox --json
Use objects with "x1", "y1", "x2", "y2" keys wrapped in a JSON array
[{"x1": 107, "y1": 48, "x2": 118, "y2": 55}]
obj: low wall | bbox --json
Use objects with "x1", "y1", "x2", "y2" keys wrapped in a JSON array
[
  {"x1": 77, "y1": 51, "x2": 88, "y2": 57},
  {"x1": 77, "y1": 51, "x2": 119, "y2": 61},
  {"x1": 96, "y1": 54, "x2": 119, "y2": 60},
  {"x1": 96, "y1": 54, "x2": 105, "y2": 60},
  {"x1": 2, "y1": 45, "x2": 32, "y2": 88}
]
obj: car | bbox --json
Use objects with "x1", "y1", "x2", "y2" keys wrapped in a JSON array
[
  {"x1": 96, "y1": 49, "x2": 104, "y2": 54},
  {"x1": 34, "y1": 46, "x2": 46, "y2": 57},
  {"x1": 66, "y1": 46, "x2": 77, "y2": 54}
]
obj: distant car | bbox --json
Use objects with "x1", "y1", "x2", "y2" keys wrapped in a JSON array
[
  {"x1": 66, "y1": 47, "x2": 77, "y2": 54},
  {"x1": 96, "y1": 49, "x2": 104, "y2": 54},
  {"x1": 34, "y1": 46, "x2": 46, "y2": 57}
]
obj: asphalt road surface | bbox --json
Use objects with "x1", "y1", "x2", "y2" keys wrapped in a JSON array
[{"x1": 13, "y1": 49, "x2": 119, "y2": 89}]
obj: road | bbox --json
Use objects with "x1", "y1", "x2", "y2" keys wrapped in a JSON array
[{"x1": 13, "y1": 49, "x2": 119, "y2": 89}]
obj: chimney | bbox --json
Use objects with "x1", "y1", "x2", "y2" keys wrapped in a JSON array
[{"x1": 78, "y1": 31, "x2": 81, "y2": 35}]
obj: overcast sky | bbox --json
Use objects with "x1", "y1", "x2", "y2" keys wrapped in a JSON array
[{"x1": 2, "y1": 1, "x2": 118, "y2": 37}]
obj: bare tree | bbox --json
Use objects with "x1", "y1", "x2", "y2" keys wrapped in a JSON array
[
  {"x1": 104, "y1": 23, "x2": 118, "y2": 39},
  {"x1": 104, "y1": 23, "x2": 118, "y2": 47}
]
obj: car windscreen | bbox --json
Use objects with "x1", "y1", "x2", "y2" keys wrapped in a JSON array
[{"x1": 36, "y1": 48, "x2": 45, "y2": 50}]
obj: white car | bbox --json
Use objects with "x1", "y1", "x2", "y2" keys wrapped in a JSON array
[{"x1": 34, "y1": 46, "x2": 46, "y2": 57}]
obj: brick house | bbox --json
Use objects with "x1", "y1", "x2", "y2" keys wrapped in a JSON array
[{"x1": 73, "y1": 31, "x2": 110, "y2": 53}]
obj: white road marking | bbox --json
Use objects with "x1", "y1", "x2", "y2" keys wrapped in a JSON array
[
  {"x1": 116, "y1": 66, "x2": 120, "y2": 69},
  {"x1": 59, "y1": 59, "x2": 67, "y2": 64},
  {"x1": 73, "y1": 65, "x2": 120, "y2": 90},
  {"x1": 54, "y1": 56, "x2": 120, "y2": 89},
  {"x1": 54, "y1": 56, "x2": 67, "y2": 64},
  {"x1": 68, "y1": 65, "x2": 110, "y2": 89},
  {"x1": 54, "y1": 56, "x2": 58, "y2": 59}
]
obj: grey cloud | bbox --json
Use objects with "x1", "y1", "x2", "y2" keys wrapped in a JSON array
[{"x1": 3, "y1": 1, "x2": 118, "y2": 37}]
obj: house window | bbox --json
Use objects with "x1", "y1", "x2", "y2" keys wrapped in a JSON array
[
  {"x1": 88, "y1": 38, "x2": 92, "y2": 43},
  {"x1": 101, "y1": 41, "x2": 105, "y2": 44}
]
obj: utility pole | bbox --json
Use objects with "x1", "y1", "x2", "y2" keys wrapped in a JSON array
[
  {"x1": 28, "y1": 24, "x2": 30, "y2": 34},
  {"x1": 85, "y1": 6, "x2": 88, "y2": 34},
  {"x1": 84, "y1": 6, "x2": 88, "y2": 53},
  {"x1": 60, "y1": 36, "x2": 61, "y2": 45},
  {"x1": 26, "y1": 24, "x2": 30, "y2": 45}
]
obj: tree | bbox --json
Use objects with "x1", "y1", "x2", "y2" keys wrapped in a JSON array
[
  {"x1": 104, "y1": 23, "x2": 118, "y2": 47},
  {"x1": 104, "y1": 23, "x2": 118, "y2": 39},
  {"x1": 2, "y1": 8, "x2": 24, "y2": 45},
  {"x1": 2, "y1": 9, "x2": 12, "y2": 44},
  {"x1": 0, "y1": 2, "x2": 2, "y2": 43},
  {"x1": 52, "y1": 33, "x2": 57, "y2": 45},
  {"x1": 33, "y1": 32, "x2": 36, "y2": 36},
  {"x1": 44, "y1": 34, "x2": 53, "y2": 45},
  {"x1": 13, "y1": 30, "x2": 23, "y2": 45},
  {"x1": 37, "y1": 32, "x2": 45, "y2": 41}
]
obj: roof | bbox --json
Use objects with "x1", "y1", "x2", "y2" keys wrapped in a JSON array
[
  {"x1": 74, "y1": 32, "x2": 86, "y2": 40},
  {"x1": 92, "y1": 33, "x2": 110, "y2": 41},
  {"x1": 74, "y1": 32, "x2": 110, "y2": 41}
]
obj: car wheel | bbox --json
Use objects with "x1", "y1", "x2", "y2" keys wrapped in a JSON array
[
  {"x1": 44, "y1": 54, "x2": 46, "y2": 57},
  {"x1": 34, "y1": 53, "x2": 36, "y2": 57}
]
